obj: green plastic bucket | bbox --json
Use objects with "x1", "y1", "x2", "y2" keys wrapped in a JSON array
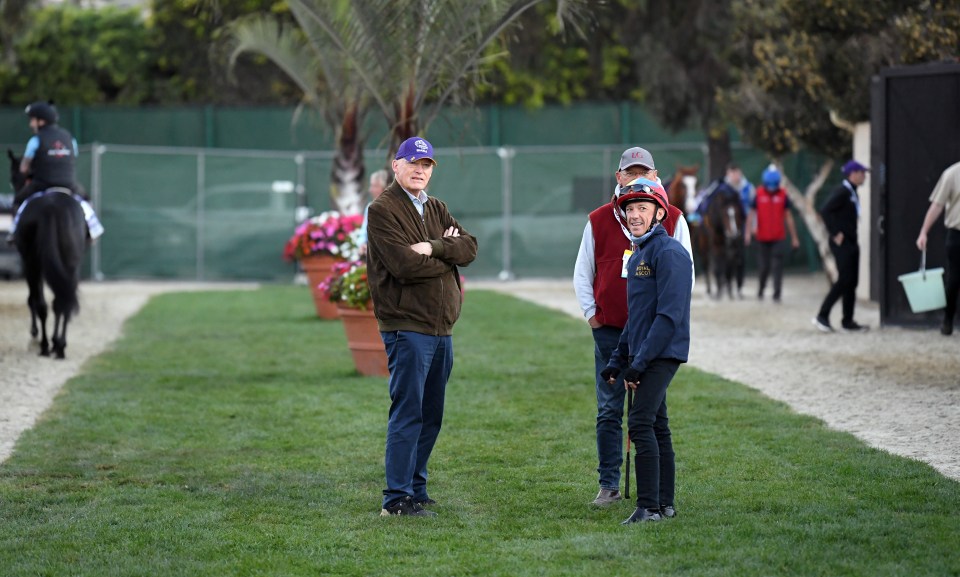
[{"x1": 897, "y1": 267, "x2": 946, "y2": 313}]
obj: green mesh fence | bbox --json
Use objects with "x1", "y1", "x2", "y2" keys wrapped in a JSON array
[
  {"x1": 92, "y1": 146, "x2": 306, "y2": 281},
  {"x1": 73, "y1": 142, "x2": 819, "y2": 282}
]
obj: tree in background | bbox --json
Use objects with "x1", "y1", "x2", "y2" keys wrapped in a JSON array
[
  {"x1": 613, "y1": 0, "x2": 740, "y2": 181},
  {"x1": 149, "y1": 0, "x2": 301, "y2": 104},
  {"x1": 0, "y1": 4, "x2": 152, "y2": 104},
  {"x1": 222, "y1": 0, "x2": 588, "y2": 215},
  {"x1": 475, "y1": 2, "x2": 635, "y2": 107},
  {"x1": 0, "y1": 0, "x2": 30, "y2": 67},
  {"x1": 718, "y1": 0, "x2": 960, "y2": 279}
]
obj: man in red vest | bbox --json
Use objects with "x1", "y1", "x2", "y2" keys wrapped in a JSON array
[
  {"x1": 744, "y1": 165, "x2": 799, "y2": 302},
  {"x1": 573, "y1": 147, "x2": 692, "y2": 507}
]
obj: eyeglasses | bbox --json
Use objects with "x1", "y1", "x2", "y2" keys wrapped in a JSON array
[{"x1": 620, "y1": 167, "x2": 652, "y2": 179}]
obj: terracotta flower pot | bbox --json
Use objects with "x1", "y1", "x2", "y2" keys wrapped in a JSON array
[
  {"x1": 337, "y1": 304, "x2": 389, "y2": 377},
  {"x1": 300, "y1": 254, "x2": 343, "y2": 319}
]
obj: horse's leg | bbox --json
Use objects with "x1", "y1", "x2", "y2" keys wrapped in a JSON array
[
  {"x1": 711, "y1": 248, "x2": 723, "y2": 300},
  {"x1": 728, "y1": 257, "x2": 736, "y2": 300},
  {"x1": 33, "y1": 291, "x2": 49, "y2": 356},
  {"x1": 22, "y1": 264, "x2": 43, "y2": 339},
  {"x1": 28, "y1": 295, "x2": 39, "y2": 339},
  {"x1": 23, "y1": 273, "x2": 50, "y2": 354},
  {"x1": 52, "y1": 312, "x2": 68, "y2": 359}
]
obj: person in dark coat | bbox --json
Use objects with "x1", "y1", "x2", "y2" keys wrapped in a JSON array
[
  {"x1": 599, "y1": 178, "x2": 692, "y2": 524},
  {"x1": 813, "y1": 160, "x2": 870, "y2": 332},
  {"x1": 367, "y1": 136, "x2": 477, "y2": 517}
]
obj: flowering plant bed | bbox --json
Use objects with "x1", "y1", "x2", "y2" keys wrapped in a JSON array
[
  {"x1": 283, "y1": 211, "x2": 363, "y2": 261},
  {"x1": 320, "y1": 260, "x2": 372, "y2": 311}
]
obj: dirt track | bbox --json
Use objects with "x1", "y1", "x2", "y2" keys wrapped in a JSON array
[{"x1": 1, "y1": 275, "x2": 959, "y2": 482}]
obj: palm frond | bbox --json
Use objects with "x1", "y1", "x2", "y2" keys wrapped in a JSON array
[{"x1": 225, "y1": 15, "x2": 325, "y2": 104}]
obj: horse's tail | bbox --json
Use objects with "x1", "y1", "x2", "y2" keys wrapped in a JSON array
[{"x1": 38, "y1": 202, "x2": 80, "y2": 317}]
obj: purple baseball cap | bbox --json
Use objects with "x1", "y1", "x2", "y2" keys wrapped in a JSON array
[
  {"x1": 395, "y1": 137, "x2": 437, "y2": 165},
  {"x1": 842, "y1": 160, "x2": 869, "y2": 175}
]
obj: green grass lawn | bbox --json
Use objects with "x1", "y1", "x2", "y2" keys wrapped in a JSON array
[{"x1": 1, "y1": 286, "x2": 958, "y2": 576}]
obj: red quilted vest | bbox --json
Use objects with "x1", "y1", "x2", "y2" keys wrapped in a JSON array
[{"x1": 588, "y1": 202, "x2": 678, "y2": 329}]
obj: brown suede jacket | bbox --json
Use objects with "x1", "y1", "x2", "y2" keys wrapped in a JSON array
[{"x1": 366, "y1": 181, "x2": 478, "y2": 335}]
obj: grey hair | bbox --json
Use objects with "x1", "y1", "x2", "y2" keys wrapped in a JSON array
[{"x1": 370, "y1": 169, "x2": 389, "y2": 186}]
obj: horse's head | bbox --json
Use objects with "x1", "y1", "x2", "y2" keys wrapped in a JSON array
[
  {"x1": 7, "y1": 149, "x2": 26, "y2": 192},
  {"x1": 708, "y1": 188, "x2": 745, "y2": 243},
  {"x1": 666, "y1": 164, "x2": 700, "y2": 215}
]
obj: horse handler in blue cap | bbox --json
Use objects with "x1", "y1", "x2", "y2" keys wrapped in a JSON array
[
  {"x1": 599, "y1": 178, "x2": 692, "y2": 524},
  {"x1": 366, "y1": 136, "x2": 477, "y2": 517},
  {"x1": 813, "y1": 160, "x2": 870, "y2": 333}
]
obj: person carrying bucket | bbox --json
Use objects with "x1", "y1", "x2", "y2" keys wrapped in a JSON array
[{"x1": 916, "y1": 160, "x2": 960, "y2": 336}]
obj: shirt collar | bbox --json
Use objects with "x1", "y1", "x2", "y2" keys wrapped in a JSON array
[{"x1": 400, "y1": 185, "x2": 429, "y2": 204}]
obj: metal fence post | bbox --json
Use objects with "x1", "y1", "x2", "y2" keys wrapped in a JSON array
[
  {"x1": 295, "y1": 153, "x2": 309, "y2": 223},
  {"x1": 497, "y1": 146, "x2": 516, "y2": 281},
  {"x1": 90, "y1": 143, "x2": 104, "y2": 281},
  {"x1": 196, "y1": 151, "x2": 205, "y2": 281}
]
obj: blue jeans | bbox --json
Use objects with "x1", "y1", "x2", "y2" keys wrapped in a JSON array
[
  {"x1": 381, "y1": 330, "x2": 453, "y2": 508},
  {"x1": 593, "y1": 325, "x2": 626, "y2": 490}
]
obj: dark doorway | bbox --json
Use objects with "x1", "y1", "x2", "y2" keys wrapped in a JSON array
[{"x1": 871, "y1": 62, "x2": 960, "y2": 326}]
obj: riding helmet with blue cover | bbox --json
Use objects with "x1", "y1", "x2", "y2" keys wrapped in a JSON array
[
  {"x1": 761, "y1": 165, "x2": 781, "y2": 189},
  {"x1": 25, "y1": 101, "x2": 58, "y2": 124}
]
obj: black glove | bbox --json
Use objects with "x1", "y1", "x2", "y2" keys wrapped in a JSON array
[
  {"x1": 600, "y1": 367, "x2": 620, "y2": 383},
  {"x1": 623, "y1": 367, "x2": 642, "y2": 384}
]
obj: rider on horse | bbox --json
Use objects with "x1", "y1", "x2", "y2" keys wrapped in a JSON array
[{"x1": 6, "y1": 101, "x2": 103, "y2": 244}]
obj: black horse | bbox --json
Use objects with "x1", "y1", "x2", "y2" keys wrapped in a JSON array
[
  {"x1": 7, "y1": 150, "x2": 87, "y2": 358},
  {"x1": 704, "y1": 187, "x2": 746, "y2": 300}
]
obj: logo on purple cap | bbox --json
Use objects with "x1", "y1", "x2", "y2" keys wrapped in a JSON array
[{"x1": 395, "y1": 136, "x2": 436, "y2": 164}]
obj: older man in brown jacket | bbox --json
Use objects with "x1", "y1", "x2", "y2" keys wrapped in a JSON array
[{"x1": 367, "y1": 136, "x2": 477, "y2": 517}]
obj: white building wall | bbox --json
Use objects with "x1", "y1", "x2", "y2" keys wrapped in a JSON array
[{"x1": 854, "y1": 122, "x2": 872, "y2": 301}]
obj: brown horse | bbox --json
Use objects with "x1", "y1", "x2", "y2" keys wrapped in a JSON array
[
  {"x1": 665, "y1": 164, "x2": 700, "y2": 216},
  {"x1": 665, "y1": 165, "x2": 713, "y2": 293}
]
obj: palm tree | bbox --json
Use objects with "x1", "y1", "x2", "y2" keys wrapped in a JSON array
[{"x1": 227, "y1": 0, "x2": 587, "y2": 214}]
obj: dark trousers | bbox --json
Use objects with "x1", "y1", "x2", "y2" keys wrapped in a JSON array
[
  {"x1": 818, "y1": 241, "x2": 860, "y2": 325},
  {"x1": 756, "y1": 240, "x2": 785, "y2": 299},
  {"x1": 945, "y1": 229, "x2": 960, "y2": 325},
  {"x1": 380, "y1": 330, "x2": 453, "y2": 508},
  {"x1": 627, "y1": 358, "x2": 680, "y2": 509}
]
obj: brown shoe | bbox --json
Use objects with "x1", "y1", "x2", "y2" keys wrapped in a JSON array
[{"x1": 591, "y1": 488, "x2": 623, "y2": 506}]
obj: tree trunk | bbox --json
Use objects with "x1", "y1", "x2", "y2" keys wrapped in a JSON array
[
  {"x1": 330, "y1": 103, "x2": 365, "y2": 216},
  {"x1": 782, "y1": 159, "x2": 838, "y2": 283},
  {"x1": 705, "y1": 130, "x2": 731, "y2": 181},
  {"x1": 386, "y1": 83, "x2": 420, "y2": 166}
]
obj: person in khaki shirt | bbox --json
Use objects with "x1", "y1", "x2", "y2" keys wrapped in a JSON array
[{"x1": 916, "y1": 160, "x2": 960, "y2": 336}]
